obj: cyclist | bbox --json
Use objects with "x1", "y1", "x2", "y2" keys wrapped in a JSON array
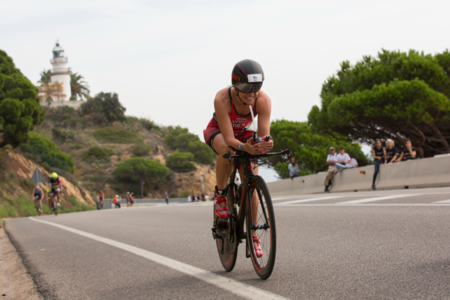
[
  {"x1": 97, "y1": 190, "x2": 105, "y2": 209},
  {"x1": 31, "y1": 184, "x2": 43, "y2": 213},
  {"x1": 203, "y1": 59, "x2": 273, "y2": 257},
  {"x1": 47, "y1": 172, "x2": 62, "y2": 207}
]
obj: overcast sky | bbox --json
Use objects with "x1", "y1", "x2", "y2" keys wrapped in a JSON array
[{"x1": 2, "y1": 0, "x2": 449, "y2": 181}]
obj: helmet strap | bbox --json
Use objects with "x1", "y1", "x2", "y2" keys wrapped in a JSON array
[{"x1": 236, "y1": 89, "x2": 248, "y2": 106}]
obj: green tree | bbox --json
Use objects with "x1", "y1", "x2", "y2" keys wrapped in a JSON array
[
  {"x1": 187, "y1": 140, "x2": 215, "y2": 164},
  {"x1": 166, "y1": 150, "x2": 197, "y2": 172},
  {"x1": 81, "y1": 92, "x2": 126, "y2": 122},
  {"x1": 0, "y1": 50, "x2": 46, "y2": 148},
  {"x1": 113, "y1": 157, "x2": 169, "y2": 198},
  {"x1": 70, "y1": 73, "x2": 90, "y2": 100},
  {"x1": 37, "y1": 69, "x2": 51, "y2": 85},
  {"x1": 82, "y1": 147, "x2": 114, "y2": 163},
  {"x1": 266, "y1": 120, "x2": 368, "y2": 179},
  {"x1": 308, "y1": 49, "x2": 450, "y2": 158},
  {"x1": 164, "y1": 126, "x2": 214, "y2": 163},
  {"x1": 132, "y1": 142, "x2": 151, "y2": 157}
]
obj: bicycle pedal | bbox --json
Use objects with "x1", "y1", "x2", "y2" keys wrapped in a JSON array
[{"x1": 211, "y1": 227, "x2": 220, "y2": 240}]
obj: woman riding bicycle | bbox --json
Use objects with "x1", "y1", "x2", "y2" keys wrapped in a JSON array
[
  {"x1": 31, "y1": 185, "x2": 43, "y2": 213},
  {"x1": 203, "y1": 59, "x2": 273, "y2": 257}
]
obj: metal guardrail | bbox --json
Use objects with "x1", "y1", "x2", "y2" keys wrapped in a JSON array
[{"x1": 102, "y1": 198, "x2": 195, "y2": 209}]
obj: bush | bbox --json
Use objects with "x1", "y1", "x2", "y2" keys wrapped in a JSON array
[
  {"x1": 169, "y1": 192, "x2": 178, "y2": 198},
  {"x1": 181, "y1": 191, "x2": 190, "y2": 198},
  {"x1": 82, "y1": 147, "x2": 114, "y2": 163},
  {"x1": 132, "y1": 142, "x2": 151, "y2": 157},
  {"x1": 140, "y1": 119, "x2": 155, "y2": 131},
  {"x1": 20, "y1": 132, "x2": 74, "y2": 173},
  {"x1": 52, "y1": 127, "x2": 75, "y2": 143},
  {"x1": 81, "y1": 92, "x2": 126, "y2": 123},
  {"x1": 187, "y1": 140, "x2": 215, "y2": 164},
  {"x1": 164, "y1": 126, "x2": 198, "y2": 152},
  {"x1": 93, "y1": 127, "x2": 140, "y2": 144},
  {"x1": 166, "y1": 151, "x2": 197, "y2": 173}
]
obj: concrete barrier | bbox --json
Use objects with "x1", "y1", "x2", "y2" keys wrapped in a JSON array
[
  {"x1": 103, "y1": 198, "x2": 188, "y2": 209},
  {"x1": 266, "y1": 155, "x2": 450, "y2": 197}
]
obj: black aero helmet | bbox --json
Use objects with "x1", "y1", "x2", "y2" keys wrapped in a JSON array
[{"x1": 232, "y1": 59, "x2": 264, "y2": 93}]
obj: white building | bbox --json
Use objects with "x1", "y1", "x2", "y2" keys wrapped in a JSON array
[{"x1": 38, "y1": 42, "x2": 72, "y2": 103}]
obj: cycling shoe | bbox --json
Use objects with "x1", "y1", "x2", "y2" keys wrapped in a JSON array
[
  {"x1": 215, "y1": 197, "x2": 230, "y2": 219},
  {"x1": 253, "y1": 236, "x2": 263, "y2": 258}
]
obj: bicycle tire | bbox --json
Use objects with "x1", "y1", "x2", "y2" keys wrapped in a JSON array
[
  {"x1": 214, "y1": 185, "x2": 238, "y2": 272},
  {"x1": 54, "y1": 197, "x2": 58, "y2": 216},
  {"x1": 36, "y1": 201, "x2": 41, "y2": 214},
  {"x1": 246, "y1": 175, "x2": 277, "y2": 280}
]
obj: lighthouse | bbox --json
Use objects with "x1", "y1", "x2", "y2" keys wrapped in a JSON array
[{"x1": 50, "y1": 41, "x2": 71, "y2": 101}]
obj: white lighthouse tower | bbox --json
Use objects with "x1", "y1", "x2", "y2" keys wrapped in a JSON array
[{"x1": 50, "y1": 41, "x2": 71, "y2": 101}]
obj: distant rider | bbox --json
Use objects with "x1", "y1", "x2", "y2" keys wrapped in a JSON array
[
  {"x1": 48, "y1": 172, "x2": 62, "y2": 207},
  {"x1": 31, "y1": 185, "x2": 43, "y2": 213}
]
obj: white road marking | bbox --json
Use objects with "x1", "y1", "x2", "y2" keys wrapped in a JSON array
[
  {"x1": 275, "y1": 196, "x2": 343, "y2": 206},
  {"x1": 433, "y1": 199, "x2": 450, "y2": 204},
  {"x1": 337, "y1": 194, "x2": 420, "y2": 204},
  {"x1": 28, "y1": 217, "x2": 289, "y2": 300}
]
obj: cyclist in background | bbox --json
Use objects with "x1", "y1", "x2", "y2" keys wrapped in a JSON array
[
  {"x1": 203, "y1": 59, "x2": 273, "y2": 257},
  {"x1": 48, "y1": 172, "x2": 62, "y2": 207},
  {"x1": 127, "y1": 192, "x2": 135, "y2": 207},
  {"x1": 97, "y1": 190, "x2": 105, "y2": 209},
  {"x1": 31, "y1": 185, "x2": 43, "y2": 213}
]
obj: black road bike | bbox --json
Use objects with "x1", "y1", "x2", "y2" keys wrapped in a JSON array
[{"x1": 212, "y1": 147, "x2": 291, "y2": 280}]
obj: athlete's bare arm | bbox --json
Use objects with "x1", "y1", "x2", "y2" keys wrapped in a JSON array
[{"x1": 254, "y1": 91, "x2": 273, "y2": 153}]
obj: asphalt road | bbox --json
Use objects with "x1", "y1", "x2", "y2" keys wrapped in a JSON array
[{"x1": 6, "y1": 187, "x2": 450, "y2": 299}]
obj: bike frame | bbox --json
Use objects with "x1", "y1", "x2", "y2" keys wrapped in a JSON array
[{"x1": 225, "y1": 149, "x2": 291, "y2": 246}]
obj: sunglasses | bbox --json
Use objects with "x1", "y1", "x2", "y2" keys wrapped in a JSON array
[{"x1": 235, "y1": 82, "x2": 263, "y2": 94}]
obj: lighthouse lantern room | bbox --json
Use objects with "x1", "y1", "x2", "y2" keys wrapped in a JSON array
[{"x1": 50, "y1": 41, "x2": 72, "y2": 101}]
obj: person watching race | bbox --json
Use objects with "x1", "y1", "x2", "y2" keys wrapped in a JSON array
[
  {"x1": 127, "y1": 192, "x2": 134, "y2": 207},
  {"x1": 97, "y1": 190, "x2": 105, "y2": 209},
  {"x1": 113, "y1": 195, "x2": 121, "y2": 208},
  {"x1": 48, "y1": 172, "x2": 62, "y2": 207},
  {"x1": 203, "y1": 59, "x2": 273, "y2": 258},
  {"x1": 31, "y1": 184, "x2": 43, "y2": 213}
]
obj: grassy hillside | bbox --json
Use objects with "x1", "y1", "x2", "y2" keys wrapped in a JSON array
[{"x1": 25, "y1": 105, "x2": 216, "y2": 199}]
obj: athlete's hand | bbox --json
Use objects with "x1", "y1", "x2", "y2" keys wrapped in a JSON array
[
  {"x1": 242, "y1": 137, "x2": 263, "y2": 155},
  {"x1": 262, "y1": 137, "x2": 274, "y2": 153}
]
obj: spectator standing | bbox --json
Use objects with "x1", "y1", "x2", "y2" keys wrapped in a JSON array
[
  {"x1": 187, "y1": 195, "x2": 192, "y2": 202},
  {"x1": 113, "y1": 195, "x2": 121, "y2": 208},
  {"x1": 324, "y1": 147, "x2": 338, "y2": 193},
  {"x1": 335, "y1": 147, "x2": 351, "y2": 172},
  {"x1": 129, "y1": 192, "x2": 134, "y2": 207},
  {"x1": 288, "y1": 157, "x2": 300, "y2": 179},
  {"x1": 372, "y1": 139, "x2": 386, "y2": 190},
  {"x1": 165, "y1": 191, "x2": 169, "y2": 205},
  {"x1": 201, "y1": 193, "x2": 205, "y2": 201},
  {"x1": 397, "y1": 139, "x2": 417, "y2": 161},
  {"x1": 385, "y1": 139, "x2": 399, "y2": 164},
  {"x1": 125, "y1": 192, "x2": 130, "y2": 207}
]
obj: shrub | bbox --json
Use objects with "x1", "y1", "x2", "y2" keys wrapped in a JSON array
[
  {"x1": 164, "y1": 126, "x2": 198, "y2": 152},
  {"x1": 82, "y1": 147, "x2": 114, "y2": 163},
  {"x1": 169, "y1": 192, "x2": 178, "y2": 198},
  {"x1": 132, "y1": 142, "x2": 151, "y2": 157},
  {"x1": 93, "y1": 127, "x2": 139, "y2": 144},
  {"x1": 140, "y1": 119, "x2": 156, "y2": 131},
  {"x1": 81, "y1": 92, "x2": 126, "y2": 123},
  {"x1": 52, "y1": 127, "x2": 75, "y2": 143},
  {"x1": 20, "y1": 132, "x2": 74, "y2": 173},
  {"x1": 181, "y1": 191, "x2": 190, "y2": 198},
  {"x1": 166, "y1": 151, "x2": 197, "y2": 173},
  {"x1": 187, "y1": 140, "x2": 215, "y2": 164}
]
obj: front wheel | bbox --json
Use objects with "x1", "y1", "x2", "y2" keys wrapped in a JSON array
[
  {"x1": 214, "y1": 185, "x2": 238, "y2": 272},
  {"x1": 246, "y1": 176, "x2": 277, "y2": 280}
]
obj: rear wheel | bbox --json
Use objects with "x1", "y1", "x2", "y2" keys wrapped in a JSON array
[
  {"x1": 214, "y1": 185, "x2": 238, "y2": 272},
  {"x1": 36, "y1": 200, "x2": 41, "y2": 214},
  {"x1": 53, "y1": 196, "x2": 58, "y2": 216},
  {"x1": 246, "y1": 176, "x2": 277, "y2": 280}
]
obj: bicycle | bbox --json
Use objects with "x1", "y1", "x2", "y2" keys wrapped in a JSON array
[
  {"x1": 34, "y1": 196, "x2": 42, "y2": 214},
  {"x1": 49, "y1": 189, "x2": 61, "y2": 216},
  {"x1": 211, "y1": 146, "x2": 291, "y2": 280}
]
